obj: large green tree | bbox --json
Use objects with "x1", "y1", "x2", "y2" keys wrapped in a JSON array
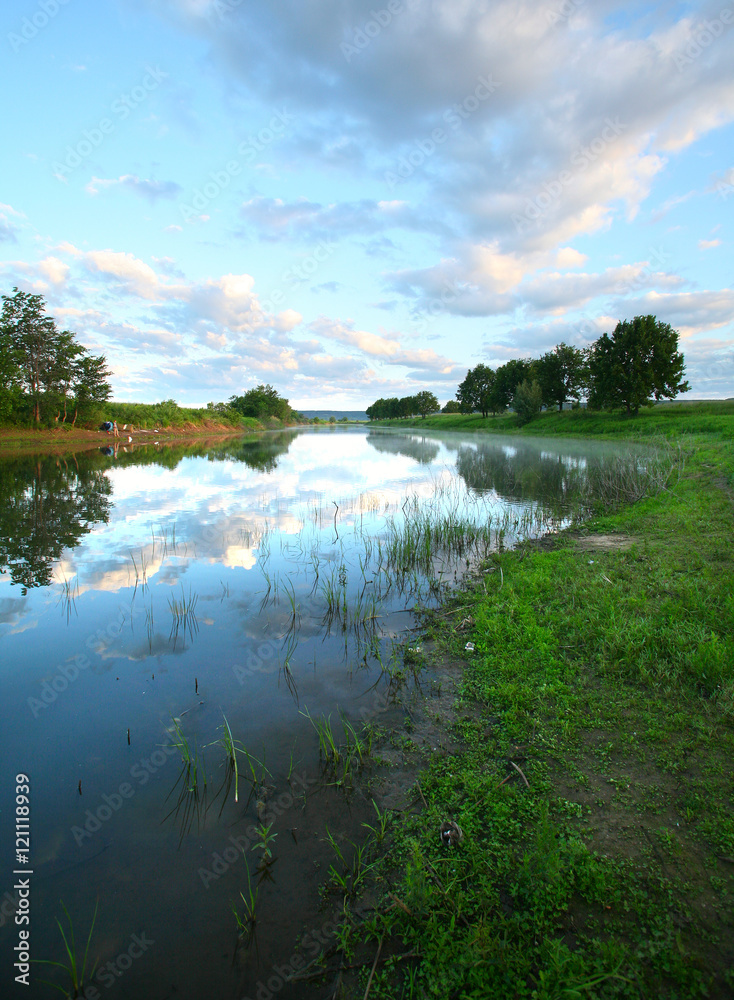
[
  {"x1": 588, "y1": 315, "x2": 689, "y2": 414},
  {"x1": 1, "y1": 288, "x2": 62, "y2": 423},
  {"x1": 229, "y1": 384, "x2": 291, "y2": 421},
  {"x1": 72, "y1": 352, "x2": 113, "y2": 423},
  {"x1": 492, "y1": 358, "x2": 532, "y2": 413},
  {"x1": 534, "y1": 342, "x2": 588, "y2": 411},
  {"x1": 457, "y1": 364, "x2": 496, "y2": 416},
  {"x1": 414, "y1": 390, "x2": 440, "y2": 419},
  {"x1": 0, "y1": 288, "x2": 111, "y2": 425}
]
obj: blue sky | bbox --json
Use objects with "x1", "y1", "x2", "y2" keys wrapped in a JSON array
[{"x1": 2, "y1": 0, "x2": 733, "y2": 407}]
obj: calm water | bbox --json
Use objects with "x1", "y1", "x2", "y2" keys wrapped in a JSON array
[{"x1": 0, "y1": 427, "x2": 638, "y2": 999}]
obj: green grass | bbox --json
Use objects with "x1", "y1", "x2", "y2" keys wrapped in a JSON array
[
  {"x1": 36, "y1": 900, "x2": 99, "y2": 998},
  {"x1": 371, "y1": 398, "x2": 734, "y2": 440},
  {"x1": 334, "y1": 413, "x2": 734, "y2": 998}
]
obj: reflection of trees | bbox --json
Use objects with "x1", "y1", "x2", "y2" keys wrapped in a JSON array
[
  {"x1": 89, "y1": 431, "x2": 299, "y2": 474},
  {"x1": 215, "y1": 431, "x2": 298, "y2": 473},
  {"x1": 367, "y1": 432, "x2": 440, "y2": 466},
  {"x1": 0, "y1": 455, "x2": 113, "y2": 591},
  {"x1": 0, "y1": 433, "x2": 299, "y2": 591},
  {"x1": 455, "y1": 442, "x2": 590, "y2": 515}
]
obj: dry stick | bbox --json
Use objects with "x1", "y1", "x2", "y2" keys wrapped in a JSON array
[
  {"x1": 363, "y1": 937, "x2": 383, "y2": 1000},
  {"x1": 416, "y1": 783, "x2": 428, "y2": 809},
  {"x1": 510, "y1": 760, "x2": 529, "y2": 787},
  {"x1": 389, "y1": 892, "x2": 412, "y2": 916}
]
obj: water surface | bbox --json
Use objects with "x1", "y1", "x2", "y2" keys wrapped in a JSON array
[{"x1": 0, "y1": 426, "x2": 640, "y2": 999}]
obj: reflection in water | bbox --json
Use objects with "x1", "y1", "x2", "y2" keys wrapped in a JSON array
[
  {"x1": 453, "y1": 437, "x2": 591, "y2": 515},
  {"x1": 0, "y1": 454, "x2": 112, "y2": 591},
  {"x1": 0, "y1": 427, "x2": 646, "y2": 1000},
  {"x1": 366, "y1": 431, "x2": 440, "y2": 465}
]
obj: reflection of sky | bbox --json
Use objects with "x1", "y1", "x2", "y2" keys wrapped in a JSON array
[{"x1": 0, "y1": 427, "x2": 649, "y2": 1000}]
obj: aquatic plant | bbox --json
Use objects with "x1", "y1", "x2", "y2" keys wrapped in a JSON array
[{"x1": 35, "y1": 900, "x2": 99, "y2": 998}]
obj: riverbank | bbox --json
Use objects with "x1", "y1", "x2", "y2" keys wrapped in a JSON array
[
  {"x1": 330, "y1": 413, "x2": 733, "y2": 997},
  {"x1": 370, "y1": 398, "x2": 734, "y2": 440},
  {"x1": 0, "y1": 419, "x2": 265, "y2": 457}
]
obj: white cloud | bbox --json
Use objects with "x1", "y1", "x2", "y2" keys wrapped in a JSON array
[{"x1": 86, "y1": 175, "x2": 182, "y2": 201}]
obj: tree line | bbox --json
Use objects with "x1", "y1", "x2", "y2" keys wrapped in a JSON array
[
  {"x1": 366, "y1": 316, "x2": 688, "y2": 425},
  {"x1": 365, "y1": 390, "x2": 440, "y2": 421},
  {"x1": 1, "y1": 288, "x2": 112, "y2": 425},
  {"x1": 456, "y1": 317, "x2": 688, "y2": 422}
]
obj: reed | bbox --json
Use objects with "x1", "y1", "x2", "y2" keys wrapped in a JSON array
[{"x1": 35, "y1": 900, "x2": 99, "y2": 998}]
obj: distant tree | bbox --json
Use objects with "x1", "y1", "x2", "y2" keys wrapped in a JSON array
[
  {"x1": 414, "y1": 390, "x2": 440, "y2": 419},
  {"x1": 229, "y1": 384, "x2": 291, "y2": 421},
  {"x1": 513, "y1": 379, "x2": 543, "y2": 425},
  {"x1": 588, "y1": 315, "x2": 689, "y2": 414},
  {"x1": 534, "y1": 342, "x2": 588, "y2": 411},
  {"x1": 442, "y1": 399, "x2": 461, "y2": 413}
]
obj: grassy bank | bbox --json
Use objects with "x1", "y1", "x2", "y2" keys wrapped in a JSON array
[
  {"x1": 370, "y1": 398, "x2": 734, "y2": 440},
  {"x1": 336, "y1": 412, "x2": 734, "y2": 998}
]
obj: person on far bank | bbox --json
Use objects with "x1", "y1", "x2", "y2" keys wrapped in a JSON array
[{"x1": 113, "y1": 420, "x2": 119, "y2": 438}]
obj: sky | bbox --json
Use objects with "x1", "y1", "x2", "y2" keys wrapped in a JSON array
[{"x1": 1, "y1": 0, "x2": 733, "y2": 408}]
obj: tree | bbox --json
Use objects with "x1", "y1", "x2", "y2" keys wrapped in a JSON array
[
  {"x1": 1, "y1": 288, "x2": 63, "y2": 423},
  {"x1": 442, "y1": 399, "x2": 461, "y2": 413},
  {"x1": 457, "y1": 364, "x2": 495, "y2": 416},
  {"x1": 588, "y1": 315, "x2": 689, "y2": 414},
  {"x1": 229, "y1": 384, "x2": 291, "y2": 421},
  {"x1": 534, "y1": 342, "x2": 588, "y2": 411},
  {"x1": 513, "y1": 379, "x2": 543, "y2": 425},
  {"x1": 72, "y1": 352, "x2": 112, "y2": 423},
  {"x1": 1, "y1": 288, "x2": 111, "y2": 425},
  {"x1": 0, "y1": 321, "x2": 23, "y2": 422},
  {"x1": 492, "y1": 359, "x2": 532, "y2": 413},
  {"x1": 414, "y1": 390, "x2": 440, "y2": 419}
]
